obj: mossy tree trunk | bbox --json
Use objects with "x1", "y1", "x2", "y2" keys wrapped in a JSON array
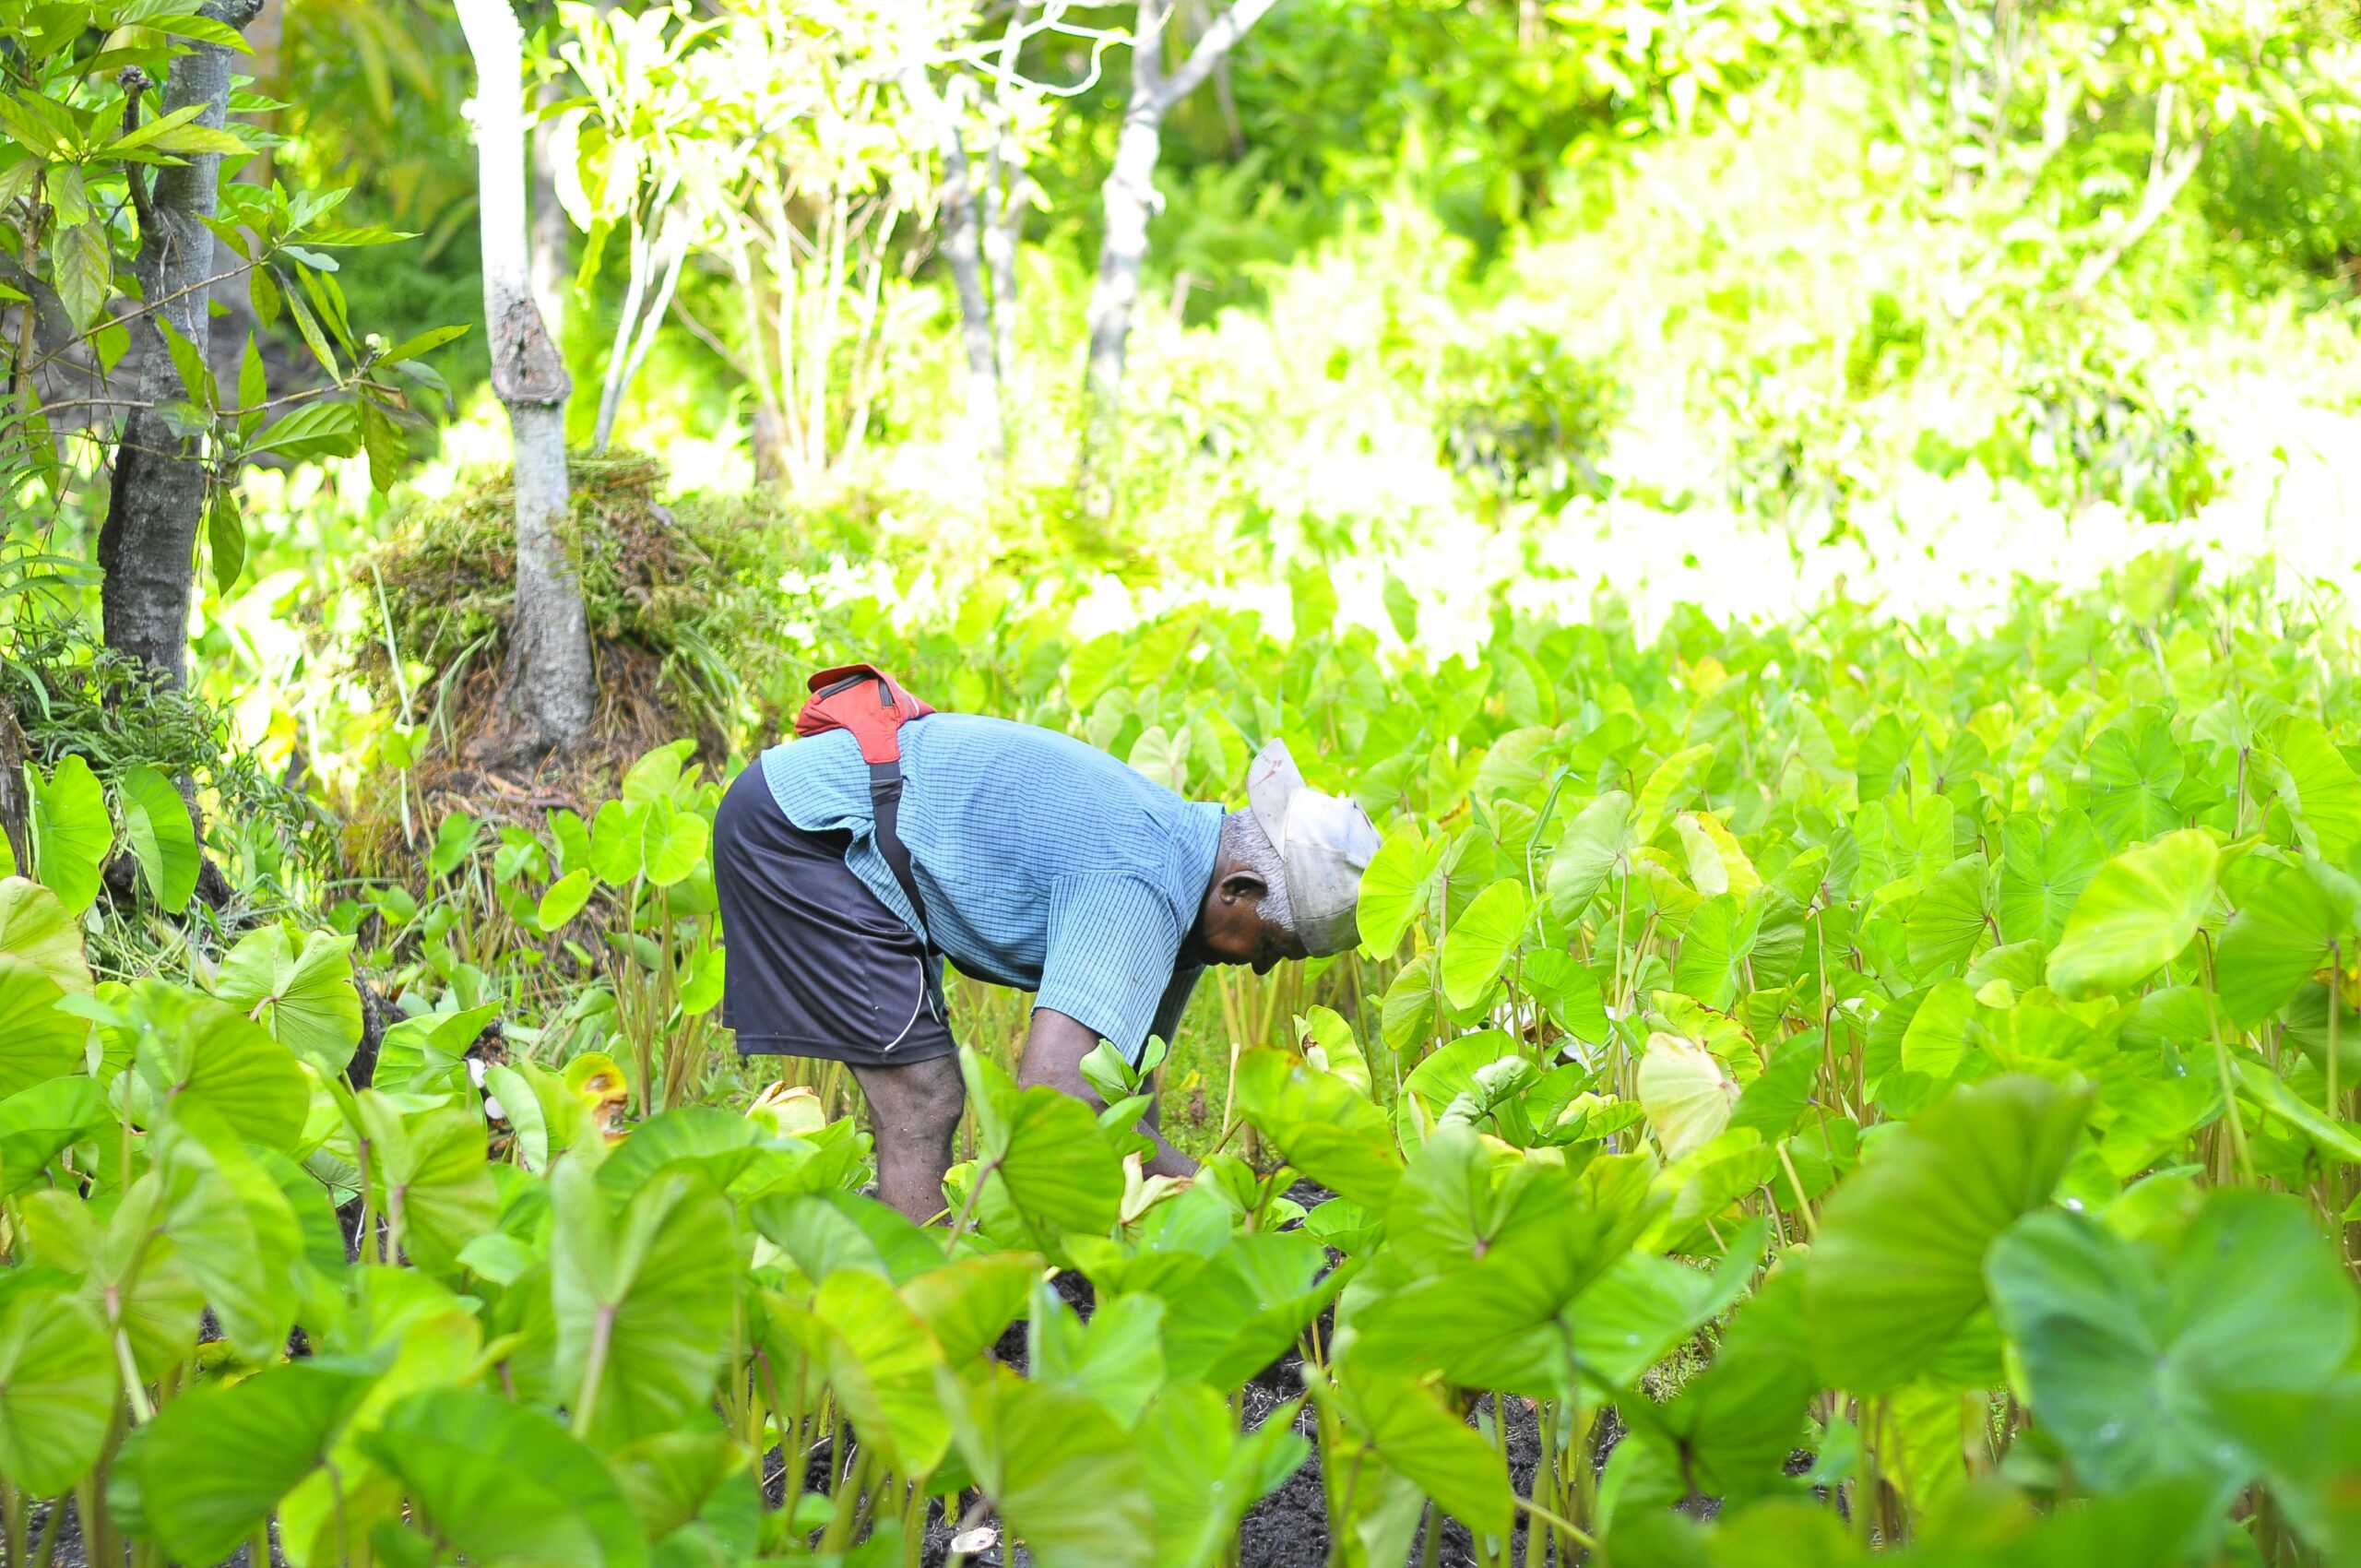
[
  {"x1": 95, "y1": 0, "x2": 265, "y2": 689},
  {"x1": 457, "y1": 0, "x2": 595, "y2": 765}
]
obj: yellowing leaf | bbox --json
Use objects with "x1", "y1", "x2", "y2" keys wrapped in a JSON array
[
  {"x1": 1675, "y1": 811, "x2": 1760, "y2": 897},
  {"x1": 1637, "y1": 1032, "x2": 1738, "y2": 1161}
]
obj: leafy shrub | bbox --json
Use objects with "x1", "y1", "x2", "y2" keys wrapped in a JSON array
[
  {"x1": 1715, "y1": 369, "x2": 1879, "y2": 550},
  {"x1": 1431, "y1": 324, "x2": 1623, "y2": 510},
  {"x1": 1844, "y1": 289, "x2": 1926, "y2": 395},
  {"x1": 1919, "y1": 341, "x2": 2225, "y2": 522}
]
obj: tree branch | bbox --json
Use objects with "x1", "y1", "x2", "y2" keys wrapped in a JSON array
[
  {"x1": 1153, "y1": 0, "x2": 1278, "y2": 111},
  {"x1": 2069, "y1": 137, "x2": 2203, "y2": 302}
]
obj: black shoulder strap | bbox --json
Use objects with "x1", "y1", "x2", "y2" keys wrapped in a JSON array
[{"x1": 867, "y1": 759, "x2": 933, "y2": 953}]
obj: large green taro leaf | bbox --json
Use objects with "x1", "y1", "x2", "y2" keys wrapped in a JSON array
[
  {"x1": 1140, "y1": 1382, "x2": 1309, "y2": 1568},
  {"x1": 1347, "y1": 1126, "x2": 1646, "y2": 1395},
  {"x1": 2045, "y1": 829, "x2": 2218, "y2": 1001},
  {"x1": 136, "y1": 1360, "x2": 378, "y2": 1565},
  {"x1": 1231, "y1": 1047, "x2": 1401, "y2": 1208},
  {"x1": 0, "y1": 876, "x2": 92, "y2": 993},
  {"x1": 1355, "y1": 826, "x2": 1434, "y2": 959},
  {"x1": 0, "y1": 956, "x2": 84, "y2": 1099},
  {"x1": 1987, "y1": 1188, "x2": 2357, "y2": 1502},
  {"x1": 156, "y1": 1111, "x2": 304, "y2": 1361},
  {"x1": 753, "y1": 1188, "x2": 947, "y2": 1286},
  {"x1": 2214, "y1": 857, "x2": 2361, "y2": 1028},
  {"x1": 1637, "y1": 1265, "x2": 1818, "y2": 1510},
  {"x1": 961, "y1": 1048, "x2": 1122, "y2": 1242},
  {"x1": 1904, "y1": 855, "x2": 1995, "y2": 980},
  {"x1": 0, "y1": 1276, "x2": 116, "y2": 1494},
  {"x1": 1157, "y1": 1229, "x2": 1337, "y2": 1392},
  {"x1": 1803, "y1": 1075, "x2": 2088, "y2": 1394},
  {"x1": 1996, "y1": 811, "x2": 2102, "y2": 946},
  {"x1": 1571, "y1": 1223, "x2": 1765, "y2": 1390},
  {"x1": 1548, "y1": 790, "x2": 1634, "y2": 922},
  {"x1": 119, "y1": 765, "x2": 200, "y2": 913},
  {"x1": 1440, "y1": 879, "x2": 1528, "y2": 1009},
  {"x1": 356, "y1": 1090, "x2": 498, "y2": 1279},
  {"x1": 943, "y1": 1367, "x2": 1155, "y2": 1568},
  {"x1": 788, "y1": 1268, "x2": 950, "y2": 1475},
  {"x1": 29, "y1": 754, "x2": 107, "y2": 914},
  {"x1": 1029, "y1": 1283, "x2": 1167, "y2": 1426},
  {"x1": 214, "y1": 925, "x2": 364, "y2": 1078},
  {"x1": 551, "y1": 1158, "x2": 738, "y2": 1447},
  {"x1": 2264, "y1": 715, "x2": 2361, "y2": 861},
  {"x1": 1325, "y1": 1351, "x2": 1513, "y2": 1539},
  {"x1": 2214, "y1": 1378, "x2": 2361, "y2": 1561},
  {"x1": 2084, "y1": 720, "x2": 2186, "y2": 849},
  {"x1": 361, "y1": 1387, "x2": 648, "y2": 1568},
  {"x1": 134, "y1": 982, "x2": 309, "y2": 1152}
]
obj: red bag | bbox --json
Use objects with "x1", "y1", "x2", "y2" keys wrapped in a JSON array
[{"x1": 793, "y1": 663, "x2": 936, "y2": 765}]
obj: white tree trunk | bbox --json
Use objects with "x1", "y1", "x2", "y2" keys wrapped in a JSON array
[
  {"x1": 903, "y1": 66, "x2": 1003, "y2": 465},
  {"x1": 1075, "y1": 0, "x2": 1277, "y2": 516},
  {"x1": 457, "y1": 0, "x2": 594, "y2": 762}
]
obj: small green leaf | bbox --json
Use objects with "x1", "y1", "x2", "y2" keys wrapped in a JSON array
[
  {"x1": 29, "y1": 754, "x2": 109, "y2": 913},
  {"x1": 245, "y1": 398, "x2": 360, "y2": 461},
  {"x1": 1439, "y1": 878, "x2": 1528, "y2": 1009},
  {"x1": 214, "y1": 925, "x2": 362, "y2": 1077},
  {"x1": 540, "y1": 867, "x2": 595, "y2": 928},
  {"x1": 1354, "y1": 826, "x2": 1430, "y2": 959},
  {"x1": 206, "y1": 489, "x2": 245, "y2": 593},
  {"x1": 359, "y1": 394, "x2": 404, "y2": 492},
  {"x1": 48, "y1": 220, "x2": 111, "y2": 328},
  {"x1": 119, "y1": 765, "x2": 200, "y2": 911}
]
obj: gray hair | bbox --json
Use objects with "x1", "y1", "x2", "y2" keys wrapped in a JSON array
[{"x1": 1220, "y1": 809, "x2": 1295, "y2": 932}]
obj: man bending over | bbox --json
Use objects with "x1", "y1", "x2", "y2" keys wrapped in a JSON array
[{"x1": 712, "y1": 699, "x2": 1379, "y2": 1224}]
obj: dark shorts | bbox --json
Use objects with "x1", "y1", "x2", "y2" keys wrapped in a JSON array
[{"x1": 712, "y1": 766, "x2": 955, "y2": 1067}]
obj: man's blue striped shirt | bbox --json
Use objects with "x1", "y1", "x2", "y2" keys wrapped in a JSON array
[{"x1": 759, "y1": 713, "x2": 1222, "y2": 1059}]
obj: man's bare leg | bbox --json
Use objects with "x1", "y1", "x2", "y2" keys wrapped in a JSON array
[
  {"x1": 1018, "y1": 1009, "x2": 1197, "y2": 1179},
  {"x1": 848, "y1": 1054, "x2": 966, "y2": 1226}
]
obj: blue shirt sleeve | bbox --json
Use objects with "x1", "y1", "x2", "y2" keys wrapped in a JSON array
[{"x1": 1034, "y1": 874, "x2": 1186, "y2": 1060}]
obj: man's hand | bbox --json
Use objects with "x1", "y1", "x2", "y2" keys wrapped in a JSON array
[{"x1": 1018, "y1": 1008, "x2": 1197, "y2": 1180}]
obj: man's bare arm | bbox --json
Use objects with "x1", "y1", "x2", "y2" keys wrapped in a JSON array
[{"x1": 1017, "y1": 1007, "x2": 1196, "y2": 1179}]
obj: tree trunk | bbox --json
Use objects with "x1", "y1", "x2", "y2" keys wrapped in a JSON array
[
  {"x1": 96, "y1": 0, "x2": 266, "y2": 689},
  {"x1": 1074, "y1": 0, "x2": 1277, "y2": 517},
  {"x1": 902, "y1": 66, "x2": 1003, "y2": 466},
  {"x1": 457, "y1": 0, "x2": 594, "y2": 765},
  {"x1": 0, "y1": 693, "x2": 29, "y2": 877},
  {"x1": 982, "y1": 143, "x2": 1026, "y2": 404}
]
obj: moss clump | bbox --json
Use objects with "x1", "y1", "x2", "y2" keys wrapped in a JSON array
[{"x1": 358, "y1": 450, "x2": 801, "y2": 754}]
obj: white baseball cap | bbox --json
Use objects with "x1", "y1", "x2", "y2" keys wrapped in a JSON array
[{"x1": 1246, "y1": 739, "x2": 1382, "y2": 956}]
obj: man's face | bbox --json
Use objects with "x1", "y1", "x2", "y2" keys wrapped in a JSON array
[{"x1": 1190, "y1": 873, "x2": 1309, "y2": 973}]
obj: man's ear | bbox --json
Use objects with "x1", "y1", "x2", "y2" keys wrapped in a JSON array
[{"x1": 1217, "y1": 868, "x2": 1268, "y2": 904}]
